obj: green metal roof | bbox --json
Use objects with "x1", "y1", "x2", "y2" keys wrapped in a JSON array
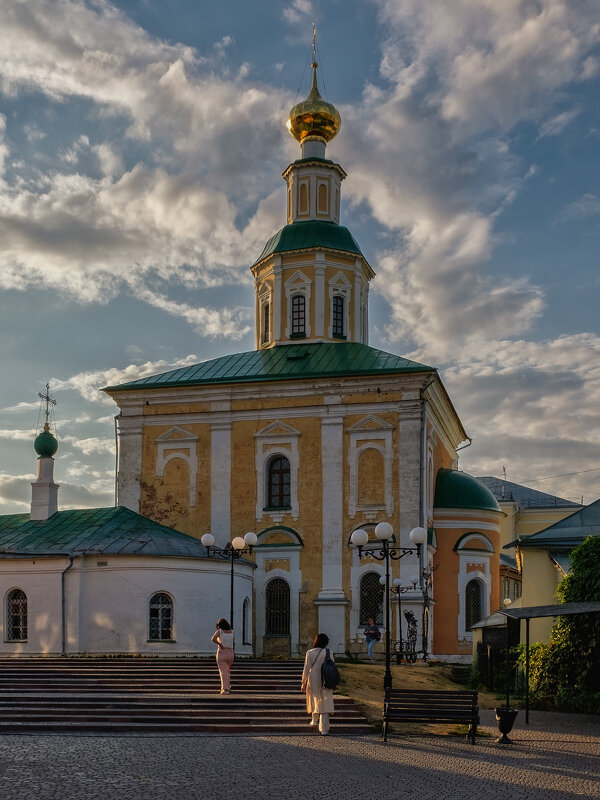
[
  {"x1": 253, "y1": 220, "x2": 363, "y2": 266},
  {"x1": 434, "y1": 468, "x2": 501, "y2": 513},
  {"x1": 105, "y1": 342, "x2": 434, "y2": 392},
  {"x1": 0, "y1": 506, "x2": 209, "y2": 559},
  {"x1": 506, "y1": 498, "x2": 600, "y2": 551}
]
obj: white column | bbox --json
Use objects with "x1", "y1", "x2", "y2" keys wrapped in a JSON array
[
  {"x1": 315, "y1": 259, "x2": 325, "y2": 337},
  {"x1": 211, "y1": 421, "x2": 232, "y2": 546},
  {"x1": 315, "y1": 409, "x2": 347, "y2": 653}
]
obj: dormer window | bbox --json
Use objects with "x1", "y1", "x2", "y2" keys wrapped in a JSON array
[
  {"x1": 291, "y1": 294, "x2": 305, "y2": 336},
  {"x1": 332, "y1": 295, "x2": 345, "y2": 338}
]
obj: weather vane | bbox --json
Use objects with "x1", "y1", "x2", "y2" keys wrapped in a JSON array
[{"x1": 38, "y1": 382, "x2": 56, "y2": 426}]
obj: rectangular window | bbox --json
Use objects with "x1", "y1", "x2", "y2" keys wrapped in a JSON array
[
  {"x1": 291, "y1": 294, "x2": 305, "y2": 335},
  {"x1": 332, "y1": 295, "x2": 344, "y2": 337}
]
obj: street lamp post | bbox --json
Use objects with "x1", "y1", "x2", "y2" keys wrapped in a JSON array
[
  {"x1": 350, "y1": 523, "x2": 427, "y2": 699},
  {"x1": 201, "y1": 531, "x2": 257, "y2": 630}
]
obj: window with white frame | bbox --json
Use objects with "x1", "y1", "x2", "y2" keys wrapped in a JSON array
[
  {"x1": 465, "y1": 579, "x2": 484, "y2": 629},
  {"x1": 265, "y1": 578, "x2": 290, "y2": 635},
  {"x1": 149, "y1": 592, "x2": 173, "y2": 640},
  {"x1": 6, "y1": 588, "x2": 27, "y2": 641},
  {"x1": 266, "y1": 455, "x2": 291, "y2": 509},
  {"x1": 359, "y1": 572, "x2": 384, "y2": 625}
]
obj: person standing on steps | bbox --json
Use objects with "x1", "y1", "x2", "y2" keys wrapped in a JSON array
[
  {"x1": 211, "y1": 618, "x2": 234, "y2": 694},
  {"x1": 364, "y1": 617, "x2": 381, "y2": 661},
  {"x1": 301, "y1": 633, "x2": 335, "y2": 735}
]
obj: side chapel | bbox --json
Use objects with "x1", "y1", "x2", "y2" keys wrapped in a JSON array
[{"x1": 104, "y1": 63, "x2": 503, "y2": 660}]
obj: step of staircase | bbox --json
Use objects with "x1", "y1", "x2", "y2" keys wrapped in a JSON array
[{"x1": 0, "y1": 658, "x2": 372, "y2": 735}]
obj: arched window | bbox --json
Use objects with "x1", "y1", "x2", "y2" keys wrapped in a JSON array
[
  {"x1": 6, "y1": 589, "x2": 27, "y2": 641},
  {"x1": 332, "y1": 295, "x2": 345, "y2": 337},
  {"x1": 265, "y1": 578, "x2": 290, "y2": 635},
  {"x1": 359, "y1": 572, "x2": 384, "y2": 626},
  {"x1": 149, "y1": 592, "x2": 173, "y2": 641},
  {"x1": 242, "y1": 597, "x2": 252, "y2": 645},
  {"x1": 267, "y1": 455, "x2": 291, "y2": 509},
  {"x1": 262, "y1": 302, "x2": 270, "y2": 345},
  {"x1": 291, "y1": 294, "x2": 305, "y2": 335},
  {"x1": 299, "y1": 182, "x2": 308, "y2": 214},
  {"x1": 465, "y1": 580, "x2": 483, "y2": 629}
]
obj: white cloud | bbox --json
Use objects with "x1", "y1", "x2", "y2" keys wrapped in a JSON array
[
  {"x1": 558, "y1": 193, "x2": 600, "y2": 222},
  {"x1": 444, "y1": 333, "x2": 600, "y2": 503},
  {"x1": 282, "y1": 0, "x2": 314, "y2": 25},
  {"x1": 0, "y1": 471, "x2": 113, "y2": 511},
  {"x1": 51, "y1": 355, "x2": 201, "y2": 404},
  {"x1": 1, "y1": 401, "x2": 39, "y2": 413},
  {"x1": 537, "y1": 108, "x2": 580, "y2": 138},
  {"x1": 0, "y1": 428, "x2": 36, "y2": 441}
]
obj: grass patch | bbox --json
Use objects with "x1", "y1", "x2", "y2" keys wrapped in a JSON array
[{"x1": 336, "y1": 660, "x2": 498, "y2": 736}]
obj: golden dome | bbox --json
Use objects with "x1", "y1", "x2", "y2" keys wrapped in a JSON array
[{"x1": 287, "y1": 62, "x2": 341, "y2": 144}]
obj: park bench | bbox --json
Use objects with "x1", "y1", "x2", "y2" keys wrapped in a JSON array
[{"x1": 382, "y1": 688, "x2": 479, "y2": 743}]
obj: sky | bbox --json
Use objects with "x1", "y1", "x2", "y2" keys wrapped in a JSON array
[{"x1": 0, "y1": 0, "x2": 599, "y2": 515}]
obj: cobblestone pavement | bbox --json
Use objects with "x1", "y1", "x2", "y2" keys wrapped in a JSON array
[{"x1": 1, "y1": 710, "x2": 598, "y2": 800}]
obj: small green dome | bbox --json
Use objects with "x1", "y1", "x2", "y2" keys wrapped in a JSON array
[
  {"x1": 434, "y1": 468, "x2": 500, "y2": 512},
  {"x1": 34, "y1": 424, "x2": 58, "y2": 458}
]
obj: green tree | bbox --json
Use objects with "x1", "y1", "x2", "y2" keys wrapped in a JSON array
[{"x1": 527, "y1": 536, "x2": 600, "y2": 712}]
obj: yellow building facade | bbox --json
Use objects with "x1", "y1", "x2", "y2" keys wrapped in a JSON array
[{"x1": 106, "y1": 65, "x2": 505, "y2": 660}]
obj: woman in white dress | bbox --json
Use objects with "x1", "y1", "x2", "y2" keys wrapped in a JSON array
[{"x1": 301, "y1": 632, "x2": 335, "y2": 735}]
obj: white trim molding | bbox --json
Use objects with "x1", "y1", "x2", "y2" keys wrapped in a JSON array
[
  {"x1": 347, "y1": 415, "x2": 394, "y2": 519},
  {"x1": 155, "y1": 426, "x2": 198, "y2": 507},
  {"x1": 456, "y1": 532, "x2": 494, "y2": 640},
  {"x1": 328, "y1": 271, "x2": 352, "y2": 340},
  {"x1": 254, "y1": 421, "x2": 301, "y2": 522},
  {"x1": 284, "y1": 270, "x2": 312, "y2": 339}
]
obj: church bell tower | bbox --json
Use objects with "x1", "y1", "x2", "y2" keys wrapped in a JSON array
[{"x1": 251, "y1": 56, "x2": 374, "y2": 350}]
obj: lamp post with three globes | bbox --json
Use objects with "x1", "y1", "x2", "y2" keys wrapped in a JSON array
[{"x1": 350, "y1": 523, "x2": 428, "y2": 698}]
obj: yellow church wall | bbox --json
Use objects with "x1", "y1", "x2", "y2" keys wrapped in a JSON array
[
  {"x1": 231, "y1": 395, "x2": 324, "y2": 412},
  {"x1": 519, "y1": 548, "x2": 564, "y2": 642},
  {"x1": 138, "y1": 421, "x2": 211, "y2": 539}
]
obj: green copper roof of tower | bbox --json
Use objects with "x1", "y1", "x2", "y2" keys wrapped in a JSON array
[
  {"x1": 434, "y1": 468, "x2": 501, "y2": 512},
  {"x1": 253, "y1": 220, "x2": 363, "y2": 266},
  {"x1": 104, "y1": 342, "x2": 434, "y2": 392}
]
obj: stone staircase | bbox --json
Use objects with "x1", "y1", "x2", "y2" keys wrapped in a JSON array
[{"x1": 0, "y1": 658, "x2": 372, "y2": 735}]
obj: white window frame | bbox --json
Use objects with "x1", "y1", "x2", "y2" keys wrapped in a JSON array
[
  {"x1": 155, "y1": 426, "x2": 198, "y2": 507},
  {"x1": 255, "y1": 421, "x2": 301, "y2": 522},
  {"x1": 284, "y1": 270, "x2": 312, "y2": 339},
  {"x1": 328, "y1": 271, "x2": 351, "y2": 340},
  {"x1": 347, "y1": 416, "x2": 394, "y2": 519}
]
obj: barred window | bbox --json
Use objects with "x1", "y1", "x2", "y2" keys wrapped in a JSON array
[
  {"x1": 291, "y1": 294, "x2": 305, "y2": 335},
  {"x1": 465, "y1": 580, "x2": 483, "y2": 629},
  {"x1": 265, "y1": 578, "x2": 290, "y2": 635},
  {"x1": 267, "y1": 455, "x2": 291, "y2": 508},
  {"x1": 149, "y1": 592, "x2": 173, "y2": 640},
  {"x1": 6, "y1": 588, "x2": 27, "y2": 641},
  {"x1": 332, "y1": 295, "x2": 344, "y2": 337},
  {"x1": 359, "y1": 572, "x2": 384, "y2": 626}
]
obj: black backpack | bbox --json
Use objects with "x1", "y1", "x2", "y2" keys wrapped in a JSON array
[{"x1": 321, "y1": 648, "x2": 340, "y2": 690}]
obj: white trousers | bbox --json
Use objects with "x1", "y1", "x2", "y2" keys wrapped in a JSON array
[{"x1": 311, "y1": 712, "x2": 330, "y2": 734}]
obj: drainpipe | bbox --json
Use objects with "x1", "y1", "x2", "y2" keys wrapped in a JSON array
[
  {"x1": 61, "y1": 556, "x2": 74, "y2": 655},
  {"x1": 114, "y1": 413, "x2": 121, "y2": 507}
]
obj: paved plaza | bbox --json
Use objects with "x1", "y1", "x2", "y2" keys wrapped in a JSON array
[{"x1": 1, "y1": 709, "x2": 598, "y2": 800}]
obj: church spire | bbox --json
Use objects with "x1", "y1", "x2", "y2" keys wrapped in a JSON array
[
  {"x1": 31, "y1": 383, "x2": 59, "y2": 520},
  {"x1": 286, "y1": 24, "x2": 341, "y2": 159}
]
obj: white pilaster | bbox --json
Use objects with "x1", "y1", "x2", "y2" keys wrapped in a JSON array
[
  {"x1": 211, "y1": 421, "x2": 232, "y2": 546},
  {"x1": 353, "y1": 272, "x2": 361, "y2": 343},
  {"x1": 398, "y1": 398, "x2": 423, "y2": 570},
  {"x1": 316, "y1": 409, "x2": 347, "y2": 652},
  {"x1": 315, "y1": 260, "x2": 325, "y2": 337},
  {"x1": 273, "y1": 260, "x2": 282, "y2": 341},
  {"x1": 117, "y1": 420, "x2": 143, "y2": 512}
]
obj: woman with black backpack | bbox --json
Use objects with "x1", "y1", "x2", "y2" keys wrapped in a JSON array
[{"x1": 300, "y1": 632, "x2": 337, "y2": 735}]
